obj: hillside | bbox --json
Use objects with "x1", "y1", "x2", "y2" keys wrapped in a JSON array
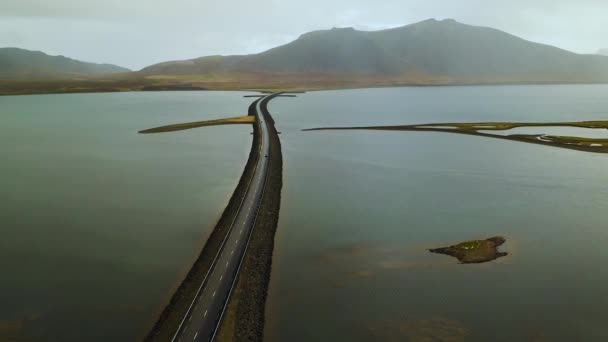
[
  {"x1": 3, "y1": 19, "x2": 608, "y2": 95},
  {"x1": 142, "y1": 19, "x2": 608, "y2": 85},
  {"x1": 0, "y1": 48, "x2": 130, "y2": 80}
]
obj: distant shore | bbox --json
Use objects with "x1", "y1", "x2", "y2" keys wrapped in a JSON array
[{"x1": 2, "y1": 75, "x2": 608, "y2": 96}]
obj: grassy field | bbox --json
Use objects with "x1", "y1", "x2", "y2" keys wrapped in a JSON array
[
  {"x1": 304, "y1": 120, "x2": 608, "y2": 154},
  {"x1": 4, "y1": 71, "x2": 608, "y2": 96},
  {"x1": 411, "y1": 121, "x2": 608, "y2": 130},
  {"x1": 139, "y1": 116, "x2": 255, "y2": 134},
  {"x1": 516, "y1": 134, "x2": 608, "y2": 148}
]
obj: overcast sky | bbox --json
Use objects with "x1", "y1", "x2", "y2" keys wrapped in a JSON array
[{"x1": 1, "y1": 0, "x2": 606, "y2": 70}]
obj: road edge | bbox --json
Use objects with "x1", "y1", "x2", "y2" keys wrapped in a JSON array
[
  {"x1": 144, "y1": 99, "x2": 262, "y2": 342},
  {"x1": 215, "y1": 95, "x2": 284, "y2": 342}
]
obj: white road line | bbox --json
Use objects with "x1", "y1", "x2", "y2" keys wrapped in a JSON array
[
  {"x1": 220, "y1": 275, "x2": 223, "y2": 281},
  {"x1": 212, "y1": 291, "x2": 216, "y2": 297},
  {"x1": 226, "y1": 261, "x2": 229, "y2": 267},
  {"x1": 193, "y1": 332, "x2": 198, "y2": 340},
  {"x1": 204, "y1": 310, "x2": 208, "y2": 317}
]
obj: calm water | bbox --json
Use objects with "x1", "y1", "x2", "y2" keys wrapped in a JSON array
[
  {"x1": 3, "y1": 86, "x2": 608, "y2": 341},
  {"x1": 0, "y1": 91, "x2": 254, "y2": 340},
  {"x1": 266, "y1": 85, "x2": 608, "y2": 341}
]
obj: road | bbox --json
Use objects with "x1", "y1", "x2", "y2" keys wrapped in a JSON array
[{"x1": 172, "y1": 94, "x2": 273, "y2": 342}]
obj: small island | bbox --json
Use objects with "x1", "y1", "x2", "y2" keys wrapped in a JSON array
[{"x1": 429, "y1": 237, "x2": 508, "y2": 264}]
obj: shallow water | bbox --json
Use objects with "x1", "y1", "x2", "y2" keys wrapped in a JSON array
[
  {"x1": 267, "y1": 85, "x2": 608, "y2": 342},
  {"x1": 0, "y1": 91, "x2": 254, "y2": 341}
]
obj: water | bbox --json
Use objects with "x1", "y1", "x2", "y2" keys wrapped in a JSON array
[
  {"x1": 0, "y1": 91, "x2": 255, "y2": 341},
  {"x1": 266, "y1": 85, "x2": 608, "y2": 341},
  {"x1": 3, "y1": 86, "x2": 608, "y2": 341}
]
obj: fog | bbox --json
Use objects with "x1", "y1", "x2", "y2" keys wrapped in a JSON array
[{"x1": 1, "y1": 0, "x2": 606, "y2": 70}]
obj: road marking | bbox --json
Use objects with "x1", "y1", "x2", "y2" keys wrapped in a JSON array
[
  {"x1": 231, "y1": 250, "x2": 234, "y2": 255},
  {"x1": 226, "y1": 261, "x2": 229, "y2": 267},
  {"x1": 220, "y1": 275, "x2": 223, "y2": 281},
  {"x1": 194, "y1": 332, "x2": 198, "y2": 340},
  {"x1": 204, "y1": 310, "x2": 208, "y2": 317}
]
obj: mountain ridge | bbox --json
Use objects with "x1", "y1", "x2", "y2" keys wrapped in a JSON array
[
  {"x1": 2, "y1": 19, "x2": 608, "y2": 95},
  {"x1": 141, "y1": 18, "x2": 608, "y2": 84},
  {"x1": 0, "y1": 47, "x2": 130, "y2": 80}
]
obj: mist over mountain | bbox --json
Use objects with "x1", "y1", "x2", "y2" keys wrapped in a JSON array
[
  {"x1": 0, "y1": 48, "x2": 130, "y2": 80},
  {"x1": 598, "y1": 49, "x2": 608, "y2": 56},
  {"x1": 142, "y1": 19, "x2": 608, "y2": 85}
]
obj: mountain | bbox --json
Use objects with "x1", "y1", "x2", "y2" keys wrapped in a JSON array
[
  {"x1": 2, "y1": 19, "x2": 607, "y2": 95},
  {"x1": 0, "y1": 48, "x2": 130, "y2": 80},
  {"x1": 142, "y1": 19, "x2": 608, "y2": 85},
  {"x1": 598, "y1": 49, "x2": 608, "y2": 56}
]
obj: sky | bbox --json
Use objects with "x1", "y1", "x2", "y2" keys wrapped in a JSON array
[{"x1": 1, "y1": 0, "x2": 606, "y2": 70}]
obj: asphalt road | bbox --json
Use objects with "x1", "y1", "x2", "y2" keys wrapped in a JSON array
[{"x1": 172, "y1": 95, "x2": 272, "y2": 342}]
